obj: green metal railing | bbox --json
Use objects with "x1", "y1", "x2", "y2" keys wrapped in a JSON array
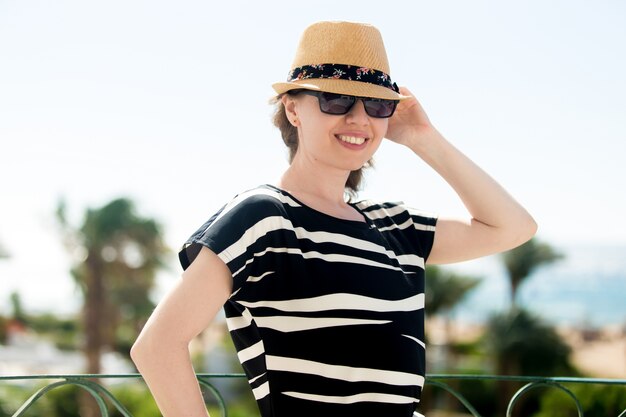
[{"x1": 1, "y1": 373, "x2": 625, "y2": 417}]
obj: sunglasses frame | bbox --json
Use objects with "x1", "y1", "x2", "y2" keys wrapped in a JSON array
[{"x1": 289, "y1": 89, "x2": 398, "y2": 119}]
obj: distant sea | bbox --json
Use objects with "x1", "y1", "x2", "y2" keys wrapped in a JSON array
[{"x1": 442, "y1": 244, "x2": 626, "y2": 329}]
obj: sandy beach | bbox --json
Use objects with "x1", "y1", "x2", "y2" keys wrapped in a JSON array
[
  {"x1": 558, "y1": 324, "x2": 626, "y2": 378},
  {"x1": 426, "y1": 318, "x2": 626, "y2": 378}
]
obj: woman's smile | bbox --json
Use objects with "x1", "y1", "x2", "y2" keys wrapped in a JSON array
[{"x1": 336, "y1": 134, "x2": 367, "y2": 145}]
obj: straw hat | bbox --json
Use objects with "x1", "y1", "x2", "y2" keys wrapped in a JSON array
[{"x1": 272, "y1": 21, "x2": 410, "y2": 101}]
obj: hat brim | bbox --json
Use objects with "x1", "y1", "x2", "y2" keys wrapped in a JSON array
[{"x1": 272, "y1": 78, "x2": 410, "y2": 101}]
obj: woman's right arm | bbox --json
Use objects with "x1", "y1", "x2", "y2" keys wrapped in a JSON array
[{"x1": 130, "y1": 246, "x2": 232, "y2": 417}]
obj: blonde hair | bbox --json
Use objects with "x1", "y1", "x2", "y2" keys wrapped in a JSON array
[{"x1": 271, "y1": 97, "x2": 372, "y2": 199}]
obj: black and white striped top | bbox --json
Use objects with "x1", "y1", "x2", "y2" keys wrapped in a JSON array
[{"x1": 179, "y1": 184, "x2": 437, "y2": 417}]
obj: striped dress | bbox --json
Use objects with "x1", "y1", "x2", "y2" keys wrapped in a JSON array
[{"x1": 179, "y1": 184, "x2": 437, "y2": 417}]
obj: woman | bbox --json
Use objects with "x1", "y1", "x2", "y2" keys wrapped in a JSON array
[{"x1": 131, "y1": 21, "x2": 537, "y2": 417}]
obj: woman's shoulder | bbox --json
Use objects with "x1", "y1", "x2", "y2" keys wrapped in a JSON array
[
  {"x1": 354, "y1": 199, "x2": 404, "y2": 212},
  {"x1": 354, "y1": 198, "x2": 437, "y2": 226},
  {"x1": 353, "y1": 199, "x2": 408, "y2": 219},
  {"x1": 217, "y1": 184, "x2": 298, "y2": 218}
]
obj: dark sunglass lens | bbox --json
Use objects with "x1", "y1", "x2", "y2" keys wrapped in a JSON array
[
  {"x1": 319, "y1": 92, "x2": 355, "y2": 115},
  {"x1": 364, "y1": 99, "x2": 397, "y2": 118}
]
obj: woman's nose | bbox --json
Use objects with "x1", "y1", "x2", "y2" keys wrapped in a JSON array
[{"x1": 346, "y1": 99, "x2": 370, "y2": 124}]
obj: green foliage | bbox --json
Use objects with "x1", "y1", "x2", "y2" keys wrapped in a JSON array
[
  {"x1": 66, "y1": 197, "x2": 169, "y2": 306},
  {"x1": 485, "y1": 308, "x2": 574, "y2": 376},
  {"x1": 0, "y1": 383, "x2": 162, "y2": 417},
  {"x1": 533, "y1": 384, "x2": 626, "y2": 417},
  {"x1": 108, "y1": 384, "x2": 161, "y2": 417},
  {"x1": 422, "y1": 372, "x2": 498, "y2": 417},
  {"x1": 26, "y1": 313, "x2": 79, "y2": 351},
  {"x1": 455, "y1": 376, "x2": 498, "y2": 417},
  {"x1": 425, "y1": 265, "x2": 481, "y2": 316},
  {"x1": 111, "y1": 380, "x2": 262, "y2": 417},
  {"x1": 208, "y1": 403, "x2": 262, "y2": 417},
  {"x1": 2, "y1": 377, "x2": 624, "y2": 417},
  {"x1": 448, "y1": 339, "x2": 482, "y2": 356},
  {"x1": 42, "y1": 384, "x2": 81, "y2": 417},
  {"x1": 0, "y1": 385, "x2": 31, "y2": 417},
  {"x1": 0, "y1": 381, "x2": 261, "y2": 417},
  {"x1": 0, "y1": 383, "x2": 79, "y2": 417}
]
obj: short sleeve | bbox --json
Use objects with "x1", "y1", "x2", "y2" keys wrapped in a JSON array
[
  {"x1": 403, "y1": 205, "x2": 438, "y2": 263},
  {"x1": 178, "y1": 188, "x2": 286, "y2": 292},
  {"x1": 355, "y1": 199, "x2": 437, "y2": 266}
]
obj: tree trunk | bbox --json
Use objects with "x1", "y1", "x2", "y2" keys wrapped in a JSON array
[
  {"x1": 80, "y1": 254, "x2": 106, "y2": 417},
  {"x1": 84, "y1": 255, "x2": 105, "y2": 374},
  {"x1": 78, "y1": 393, "x2": 100, "y2": 417},
  {"x1": 496, "y1": 356, "x2": 523, "y2": 417}
]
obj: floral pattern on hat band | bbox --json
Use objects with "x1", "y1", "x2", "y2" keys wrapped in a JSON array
[{"x1": 287, "y1": 64, "x2": 399, "y2": 93}]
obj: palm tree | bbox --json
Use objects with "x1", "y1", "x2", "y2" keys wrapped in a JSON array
[
  {"x1": 486, "y1": 308, "x2": 575, "y2": 416},
  {"x1": 57, "y1": 197, "x2": 169, "y2": 417},
  {"x1": 486, "y1": 309, "x2": 573, "y2": 377},
  {"x1": 502, "y1": 237, "x2": 564, "y2": 309},
  {"x1": 56, "y1": 197, "x2": 168, "y2": 373},
  {"x1": 490, "y1": 238, "x2": 569, "y2": 416}
]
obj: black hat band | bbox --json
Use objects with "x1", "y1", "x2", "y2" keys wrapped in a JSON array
[{"x1": 287, "y1": 64, "x2": 399, "y2": 93}]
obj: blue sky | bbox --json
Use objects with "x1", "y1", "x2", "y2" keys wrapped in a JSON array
[{"x1": 1, "y1": 0, "x2": 625, "y2": 314}]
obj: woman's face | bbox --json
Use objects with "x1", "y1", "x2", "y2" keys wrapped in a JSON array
[{"x1": 283, "y1": 92, "x2": 388, "y2": 174}]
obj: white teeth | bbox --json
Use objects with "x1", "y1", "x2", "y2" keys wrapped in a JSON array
[{"x1": 338, "y1": 135, "x2": 366, "y2": 145}]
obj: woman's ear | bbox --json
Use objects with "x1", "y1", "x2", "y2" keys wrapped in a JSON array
[{"x1": 282, "y1": 94, "x2": 299, "y2": 127}]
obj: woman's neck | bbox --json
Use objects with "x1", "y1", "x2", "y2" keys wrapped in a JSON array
[
  {"x1": 277, "y1": 162, "x2": 348, "y2": 206},
  {"x1": 275, "y1": 162, "x2": 366, "y2": 222}
]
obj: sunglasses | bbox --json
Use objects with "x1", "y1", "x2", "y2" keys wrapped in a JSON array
[{"x1": 290, "y1": 89, "x2": 398, "y2": 118}]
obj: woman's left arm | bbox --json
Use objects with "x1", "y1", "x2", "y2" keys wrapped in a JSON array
[{"x1": 386, "y1": 87, "x2": 537, "y2": 264}]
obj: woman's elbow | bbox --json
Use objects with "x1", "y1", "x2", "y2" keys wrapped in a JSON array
[
  {"x1": 130, "y1": 336, "x2": 148, "y2": 368},
  {"x1": 524, "y1": 211, "x2": 538, "y2": 239},
  {"x1": 512, "y1": 213, "x2": 538, "y2": 248},
  {"x1": 130, "y1": 331, "x2": 161, "y2": 370}
]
